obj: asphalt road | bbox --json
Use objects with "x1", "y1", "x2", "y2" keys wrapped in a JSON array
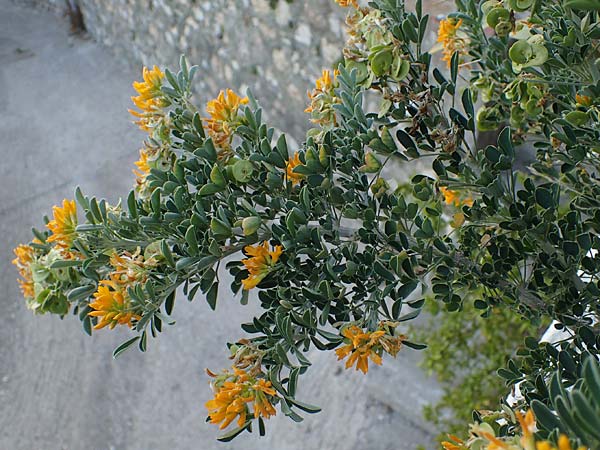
[{"x1": 0, "y1": 2, "x2": 442, "y2": 449}]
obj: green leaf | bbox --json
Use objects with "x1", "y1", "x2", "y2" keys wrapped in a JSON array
[
  {"x1": 531, "y1": 399, "x2": 564, "y2": 432},
  {"x1": 206, "y1": 282, "x2": 218, "y2": 310},
  {"x1": 285, "y1": 397, "x2": 322, "y2": 413},
  {"x1": 67, "y1": 285, "x2": 96, "y2": 302},
  {"x1": 216, "y1": 422, "x2": 251, "y2": 442},
  {"x1": 113, "y1": 336, "x2": 141, "y2": 359}
]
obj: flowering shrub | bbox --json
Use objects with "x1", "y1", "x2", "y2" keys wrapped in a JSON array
[{"x1": 12, "y1": 0, "x2": 600, "y2": 446}]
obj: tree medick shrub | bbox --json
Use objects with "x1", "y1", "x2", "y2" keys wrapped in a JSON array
[{"x1": 12, "y1": 0, "x2": 600, "y2": 446}]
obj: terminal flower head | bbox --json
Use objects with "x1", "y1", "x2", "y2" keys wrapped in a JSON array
[
  {"x1": 205, "y1": 368, "x2": 277, "y2": 430},
  {"x1": 286, "y1": 152, "x2": 304, "y2": 185},
  {"x1": 46, "y1": 199, "x2": 78, "y2": 251},
  {"x1": 12, "y1": 244, "x2": 36, "y2": 299},
  {"x1": 441, "y1": 435, "x2": 466, "y2": 450},
  {"x1": 241, "y1": 241, "x2": 283, "y2": 290},
  {"x1": 335, "y1": 323, "x2": 406, "y2": 373},
  {"x1": 205, "y1": 89, "x2": 249, "y2": 150},
  {"x1": 131, "y1": 65, "x2": 165, "y2": 111},
  {"x1": 305, "y1": 69, "x2": 340, "y2": 126},
  {"x1": 128, "y1": 65, "x2": 168, "y2": 131},
  {"x1": 335, "y1": 0, "x2": 358, "y2": 7},
  {"x1": 437, "y1": 18, "x2": 467, "y2": 67},
  {"x1": 88, "y1": 278, "x2": 140, "y2": 330},
  {"x1": 440, "y1": 187, "x2": 473, "y2": 208}
]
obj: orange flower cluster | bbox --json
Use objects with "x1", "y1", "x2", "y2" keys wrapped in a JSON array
[
  {"x1": 128, "y1": 66, "x2": 168, "y2": 132},
  {"x1": 442, "y1": 410, "x2": 587, "y2": 450},
  {"x1": 335, "y1": 0, "x2": 358, "y2": 7},
  {"x1": 204, "y1": 89, "x2": 249, "y2": 150},
  {"x1": 335, "y1": 323, "x2": 406, "y2": 374},
  {"x1": 12, "y1": 244, "x2": 35, "y2": 299},
  {"x1": 46, "y1": 199, "x2": 78, "y2": 252},
  {"x1": 286, "y1": 152, "x2": 304, "y2": 185},
  {"x1": 88, "y1": 278, "x2": 141, "y2": 330},
  {"x1": 87, "y1": 249, "x2": 156, "y2": 330},
  {"x1": 440, "y1": 187, "x2": 474, "y2": 208},
  {"x1": 305, "y1": 69, "x2": 340, "y2": 126},
  {"x1": 437, "y1": 18, "x2": 467, "y2": 67},
  {"x1": 241, "y1": 241, "x2": 283, "y2": 290},
  {"x1": 205, "y1": 368, "x2": 277, "y2": 430}
]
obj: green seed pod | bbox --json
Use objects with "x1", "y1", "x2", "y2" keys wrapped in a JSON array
[
  {"x1": 232, "y1": 159, "x2": 254, "y2": 183},
  {"x1": 510, "y1": 105, "x2": 526, "y2": 128},
  {"x1": 318, "y1": 145, "x2": 330, "y2": 167},
  {"x1": 495, "y1": 20, "x2": 513, "y2": 37},
  {"x1": 392, "y1": 58, "x2": 411, "y2": 81},
  {"x1": 565, "y1": 110, "x2": 590, "y2": 126},
  {"x1": 241, "y1": 216, "x2": 261, "y2": 236},
  {"x1": 481, "y1": 0, "x2": 502, "y2": 14},
  {"x1": 477, "y1": 106, "x2": 503, "y2": 131},
  {"x1": 508, "y1": 0, "x2": 534, "y2": 11},
  {"x1": 509, "y1": 40, "x2": 533, "y2": 64},
  {"x1": 369, "y1": 49, "x2": 393, "y2": 76},
  {"x1": 525, "y1": 98, "x2": 542, "y2": 116},
  {"x1": 486, "y1": 7, "x2": 510, "y2": 28}
]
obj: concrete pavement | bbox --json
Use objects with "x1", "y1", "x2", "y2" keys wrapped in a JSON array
[{"x1": 0, "y1": 2, "x2": 442, "y2": 449}]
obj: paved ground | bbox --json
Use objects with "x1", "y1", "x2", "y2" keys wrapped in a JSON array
[{"x1": 0, "y1": 2, "x2": 442, "y2": 449}]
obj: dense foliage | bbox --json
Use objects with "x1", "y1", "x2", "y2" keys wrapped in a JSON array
[
  {"x1": 414, "y1": 298, "x2": 545, "y2": 438},
  {"x1": 12, "y1": 0, "x2": 600, "y2": 447}
]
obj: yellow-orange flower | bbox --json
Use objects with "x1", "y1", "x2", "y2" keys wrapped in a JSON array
[
  {"x1": 437, "y1": 18, "x2": 466, "y2": 67},
  {"x1": 286, "y1": 152, "x2": 304, "y2": 185},
  {"x1": 305, "y1": 69, "x2": 340, "y2": 126},
  {"x1": 441, "y1": 187, "x2": 473, "y2": 208},
  {"x1": 517, "y1": 409, "x2": 535, "y2": 441},
  {"x1": 88, "y1": 279, "x2": 140, "y2": 330},
  {"x1": 335, "y1": 324, "x2": 406, "y2": 374},
  {"x1": 457, "y1": 411, "x2": 587, "y2": 450},
  {"x1": 442, "y1": 435, "x2": 466, "y2": 450},
  {"x1": 204, "y1": 89, "x2": 249, "y2": 149},
  {"x1": 241, "y1": 241, "x2": 283, "y2": 290},
  {"x1": 12, "y1": 244, "x2": 35, "y2": 299},
  {"x1": 205, "y1": 368, "x2": 277, "y2": 430},
  {"x1": 46, "y1": 199, "x2": 78, "y2": 250},
  {"x1": 134, "y1": 148, "x2": 151, "y2": 179},
  {"x1": 576, "y1": 94, "x2": 592, "y2": 107},
  {"x1": 128, "y1": 65, "x2": 168, "y2": 131},
  {"x1": 335, "y1": 0, "x2": 358, "y2": 7}
]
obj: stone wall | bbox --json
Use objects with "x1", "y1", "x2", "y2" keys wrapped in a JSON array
[
  {"x1": 32, "y1": 0, "x2": 348, "y2": 140},
  {"x1": 23, "y1": 0, "x2": 454, "y2": 140}
]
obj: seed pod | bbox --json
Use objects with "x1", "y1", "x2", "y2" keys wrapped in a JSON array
[
  {"x1": 232, "y1": 159, "x2": 254, "y2": 183},
  {"x1": 486, "y1": 7, "x2": 510, "y2": 28},
  {"x1": 241, "y1": 216, "x2": 261, "y2": 236}
]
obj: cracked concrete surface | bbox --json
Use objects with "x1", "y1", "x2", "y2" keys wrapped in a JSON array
[{"x1": 0, "y1": 2, "x2": 442, "y2": 449}]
